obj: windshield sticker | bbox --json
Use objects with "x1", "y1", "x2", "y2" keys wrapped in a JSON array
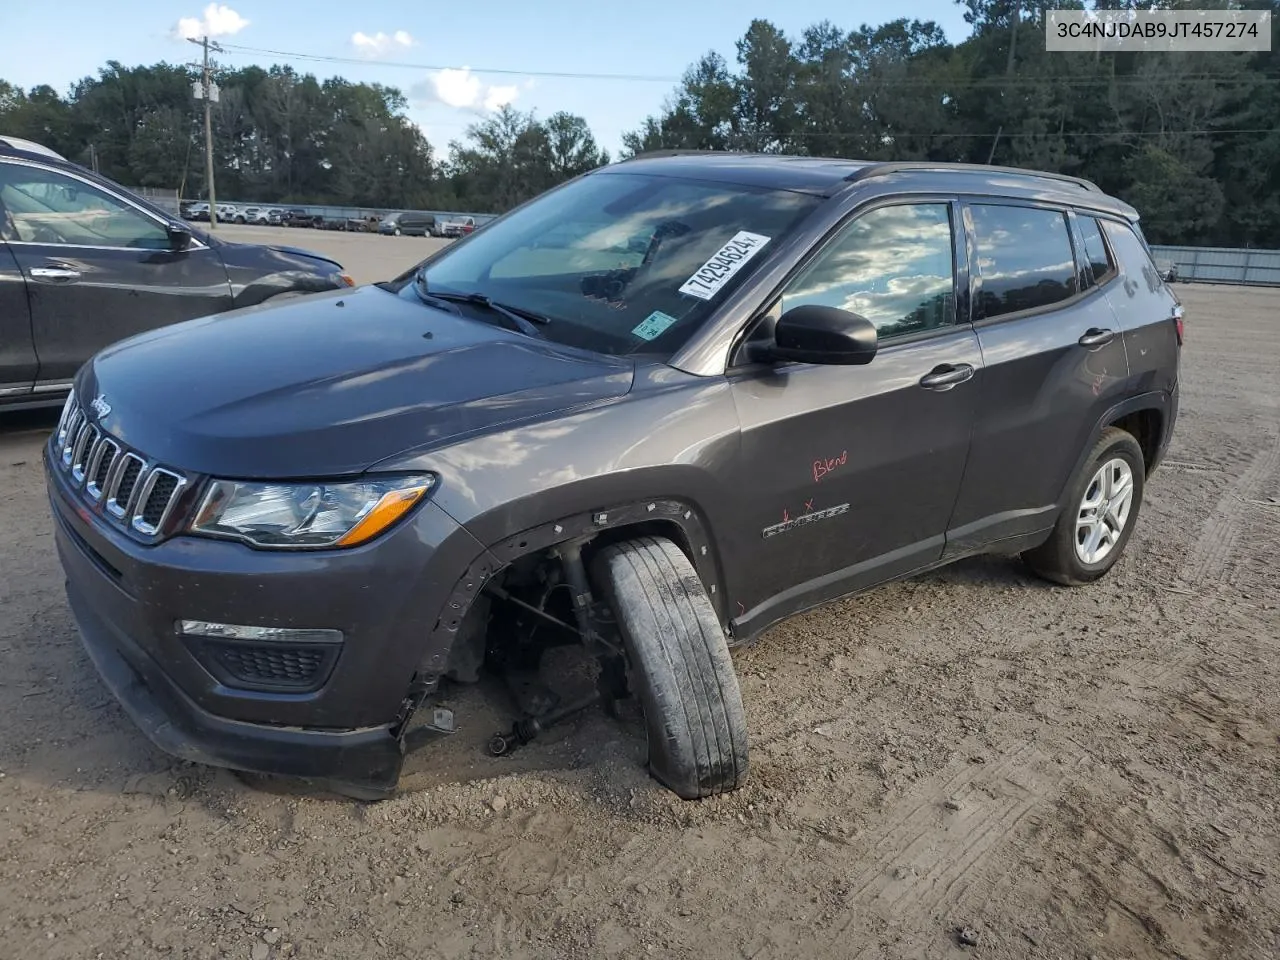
[
  {"x1": 678, "y1": 231, "x2": 772, "y2": 300},
  {"x1": 632, "y1": 310, "x2": 679, "y2": 341}
]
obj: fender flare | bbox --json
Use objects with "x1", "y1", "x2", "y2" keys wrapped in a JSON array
[
  {"x1": 416, "y1": 497, "x2": 725, "y2": 678},
  {"x1": 1055, "y1": 390, "x2": 1172, "y2": 508}
]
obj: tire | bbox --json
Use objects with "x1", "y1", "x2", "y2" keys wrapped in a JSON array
[
  {"x1": 1023, "y1": 426, "x2": 1146, "y2": 586},
  {"x1": 393, "y1": 227, "x2": 401, "y2": 236},
  {"x1": 591, "y1": 536, "x2": 748, "y2": 799}
]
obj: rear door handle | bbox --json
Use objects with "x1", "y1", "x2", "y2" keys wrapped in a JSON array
[
  {"x1": 919, "y1": 363, "x2": 975, "y2": 391},
  {"x1": 29, "y1": 266, "x2": 81, "y2": 283},
  {"x1": 1078, "y1": 328, "x2": 1115, "y2": 347}
]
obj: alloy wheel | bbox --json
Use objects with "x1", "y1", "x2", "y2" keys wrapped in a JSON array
[{"x1": 1075, "y1": 457, "x2": 1135, "y2": 564}]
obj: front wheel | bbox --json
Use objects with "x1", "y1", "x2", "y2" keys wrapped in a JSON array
[
  {"x1": 591, "y1": 536, "x2": 748, "y2": 799},
  {"x1": 393, "y1": 227, "x2": 401, "y2": 236},
  {"x1": 1023, "y1": 426, "x2": 1146, "y2": 586}
]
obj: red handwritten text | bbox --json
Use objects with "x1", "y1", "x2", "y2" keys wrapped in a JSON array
[{"x1": 813, "y1": 450, "x2": 848, "y2": 483}]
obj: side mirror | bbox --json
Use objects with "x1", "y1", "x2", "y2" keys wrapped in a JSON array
[
  {"x1": 167, "y1": 224, "x2": 193, "y2": 251},
  {"x1": 770, "y1": 304, "x2": 878, "y2": 365}
]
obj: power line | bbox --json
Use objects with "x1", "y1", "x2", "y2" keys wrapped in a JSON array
[
  {"x1": 215, "y1": 43, "x2": 1280, "y2": 89},
  {"x1": 216, "y1": 42, "x2": 683, "y2": 83},
  {"x1": 769, "y1": 127, "x2": 1278, "y2": 139}
]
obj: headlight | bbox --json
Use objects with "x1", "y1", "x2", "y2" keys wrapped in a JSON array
[{"x1": 189, "y1": 475, "x2": 434, "y2": 549}]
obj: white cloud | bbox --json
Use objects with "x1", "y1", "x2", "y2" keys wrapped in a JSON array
[
  {"x1": 432, "y1": 67, "x2": 482, "y2": 109},
  {"x1": 412, "y1": 67, "x2": 520, "y2": 112},
  {"x1": 483, "y1": 84, "x2": 519, "y2": 111},
  {"x1": 351, "y1": 30, "x2": 415, "y2": 57},
  {"x1": 175, "y1": 3, "x2": 248, "y2": 39}
]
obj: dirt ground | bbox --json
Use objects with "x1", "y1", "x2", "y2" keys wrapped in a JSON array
[{"x1": 1, "y1": 278, "x2": 1278, "y2": 960}]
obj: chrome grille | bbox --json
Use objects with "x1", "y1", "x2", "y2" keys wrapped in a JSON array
[
  {"x1": 70, "y1": 425, "x2": 100, "y2": 483},
  {"x1": 52, "y1": 393, "x2": 190, "y2": 539},
  {"x1": 106, "y1": 454, "x2": 146, "y2": 519},
  {"x1": 85, "y1": 438, "x2": 119, "y2": 501}
]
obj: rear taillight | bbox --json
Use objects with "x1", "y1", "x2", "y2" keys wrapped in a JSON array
[{"x1": 1173, "y1": 305, "x2": 1184, "y2": 346}]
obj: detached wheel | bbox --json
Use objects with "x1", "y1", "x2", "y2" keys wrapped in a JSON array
[
  {"x1": 591, "y1": 536, "x2": 748, "y2": 799},
  {"x1": 1023, "y1": 426, "x2": 1145, "y2": 585}
]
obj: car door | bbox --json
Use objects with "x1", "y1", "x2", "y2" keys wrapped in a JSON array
[
  {"x1": 0, "y1": 158, "x2": 233, "y2": 386},
  {"x1": 0, "y1": 239, "x2": 36, "y2": 401},
  {"x1": 728, "y1": 200, "x2": 982, "y2": 623},
  {"x1": 944, "y1": 201, "x2": 1130, "y2": 556}
]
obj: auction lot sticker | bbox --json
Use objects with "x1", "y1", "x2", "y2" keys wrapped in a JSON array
[{"x1": 679, "y1": 231, "x2": 771, "y2": 300}]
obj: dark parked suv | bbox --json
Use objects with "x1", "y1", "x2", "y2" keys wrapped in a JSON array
[
  {"x1": 1, "y1": 139, "x2": 354, "y2": 410},
  {"x1": 378, "y1": 210, "x2": 437, "y2": 237},
  {"x1": 45, "y1": 153, "x2": 1181, "y2": 801}
]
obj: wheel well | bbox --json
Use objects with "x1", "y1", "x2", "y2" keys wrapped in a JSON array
[{"x1": 1110, "y1": 408, "x2": 1162, "y2": 474}]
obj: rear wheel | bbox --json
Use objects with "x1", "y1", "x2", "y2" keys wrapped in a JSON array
[
  {"x1": 1023, "y1": 426, "x2": 1145, "y2": 585},
  {"x1": 591, "y1": 536, "x2": 748, "y2": 799}
]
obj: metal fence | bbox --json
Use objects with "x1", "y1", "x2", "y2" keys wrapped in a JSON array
[
  {"x1": 1150, "y1": 244, "x2": 1280, "y2": 286},
  {"x1": 125, "y1": 186, "x2": 181, "y2": 217}
]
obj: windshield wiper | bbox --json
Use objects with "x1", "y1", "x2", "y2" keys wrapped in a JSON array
[{"x1": 414, "y1": 275, "x2": 548, "y2": 338}]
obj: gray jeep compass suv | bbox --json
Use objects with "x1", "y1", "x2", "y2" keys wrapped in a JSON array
[{"x1": 45, "y1": 153, "x2": 1182, "y2": 800}]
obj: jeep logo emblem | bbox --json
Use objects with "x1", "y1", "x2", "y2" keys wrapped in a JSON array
[{"x1": 89, "y1": 395, "x2": 111, "y2": 419}]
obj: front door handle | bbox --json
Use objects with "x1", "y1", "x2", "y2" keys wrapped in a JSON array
[
  {"x1": 1078, "y1": 328, "x2": 1115, "y2": 347},
  {"x1": 29, "y1": 266, "x2": 81, "y2": 283},
  {"x1": 919, "y1": 363, "x2": 975, "y2": 391}
]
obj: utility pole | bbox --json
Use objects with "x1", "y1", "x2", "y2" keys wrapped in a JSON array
[{"x1": 188, "y1": 36, "x2": 222, "y2": 228}]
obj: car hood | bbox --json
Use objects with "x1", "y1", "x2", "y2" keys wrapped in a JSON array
[
  {"x1": 79, "y1": 286, "x2": 635, "y2": 478},
  {"x1": 263, "y1": 243, "x2": 342, "y2": 268}
]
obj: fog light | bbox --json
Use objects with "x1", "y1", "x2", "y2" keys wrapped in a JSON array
[{"x1": 177, "y1": 620, "x2": 343, "y2": 643}]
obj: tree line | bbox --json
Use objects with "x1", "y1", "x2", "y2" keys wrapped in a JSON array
[
  {"x1": 625, "y1": 2, "x2": 1280, "y2": 247},
  {"x1": 0, "y1": 64, "x2": 608, "y2": 214},
  {"x1": 2, "y1": 1, "x2": 1278, "y2": 246}
]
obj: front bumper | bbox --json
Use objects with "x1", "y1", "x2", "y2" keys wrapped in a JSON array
[{"x1": 46, "y1": 446, "x2": 488, "y2": 795}]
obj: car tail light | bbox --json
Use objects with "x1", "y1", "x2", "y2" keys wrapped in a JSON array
[{"x1": 1173, "y1": 304, "x2": 1184, "y2": 346}]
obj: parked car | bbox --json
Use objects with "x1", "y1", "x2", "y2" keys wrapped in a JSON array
[
  {"x1": 185, "y1": 202, "x2": 210, "y2": 221},
  {"x1": 44, "y1": 154, "x2": 1181, "y2": 803},
  {"x1": 236, "y1": 206, "x2": 271, "y2": 225},
  {"x1": 0, "y1": 137, "x2": 355, "y2": 411},
  {"x1": 266, "y1": 209, "x2": 284, "y2": 226},
  {"x1": 438, "y1": 215, "x2": 475, "y2": 238},
  {"x1": 215, "y1": 203, "x2": 239, "y2": 223},
  {"x1": 379, "y1": 211, "x2": 437, "y2": 237},
  {"x1": 283, "y1": 208, "x2": 322, "y2": 228}
]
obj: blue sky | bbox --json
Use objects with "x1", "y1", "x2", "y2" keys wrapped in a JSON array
[{"x1": 0, "y1": 1, "x2": 972, "y2": 156}]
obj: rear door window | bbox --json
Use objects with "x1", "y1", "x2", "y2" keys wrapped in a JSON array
[
  {"x1": 1077, "y1": 216, "x2": 1116, "y2": 285},
  {"x1": 968, "y1": 204, "x2": 1077, "y2": 320}
]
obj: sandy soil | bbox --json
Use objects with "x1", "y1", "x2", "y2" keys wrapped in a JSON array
[{"x1": 1, "y1": 282, "x2": 1277, "y2": 960}]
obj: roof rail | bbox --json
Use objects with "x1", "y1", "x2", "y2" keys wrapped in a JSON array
[
  {"x1": 620, "y1": 149, "x2": 754, "y2": 162},
  {"x1": 846, "y1": 161, "x2": 1101, "y2": 193}
]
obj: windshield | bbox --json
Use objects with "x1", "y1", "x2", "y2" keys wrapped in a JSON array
[{"x1": 411, "y1": 172, "x2": 820, "y2": 358}]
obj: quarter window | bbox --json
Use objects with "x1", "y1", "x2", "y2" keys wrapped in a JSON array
[
  {"x1": 0, "y1": 163, "x2": 168, "y2": 249},
  {"x1": 969, "y1": 204, "x2": 1076, "y2": 320},
  {"x1": 781, "y1": 203, "x2": 956, "y2": 338},
  {"x1": 1077, "y1": 216, "x2": 1116, "y2": 285}
]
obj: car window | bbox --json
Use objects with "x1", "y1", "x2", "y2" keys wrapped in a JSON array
[
  {"x1": 780, "y1": 203, "x2": 956, "y2": 338},
  {"x1": 0, "y1": 163, "x2": 168, "y2": 249},
  {"x1": 1077, "y1": 216, "x2": 1116, "y2": 285},
  {"x1": 417, "y1": 171, "x2": 821, "y2": 359},
  {"x1": 969, "y1": 204, "x2": 1077, "y2": 320},
  {"x1": 1101, "y1": 219, "x2": 1167, "y2": 291}
]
